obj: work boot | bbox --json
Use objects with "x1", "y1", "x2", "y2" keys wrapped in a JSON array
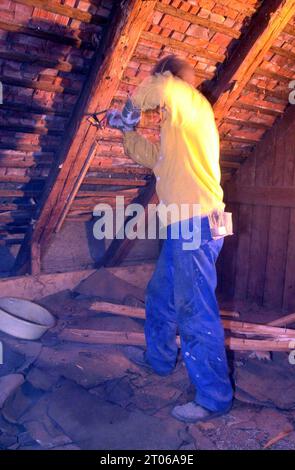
[
  {"x1": 125, "y1": 346, "x2": 181, "y2": 375},
  {"x1": 171, "y1": 401, "x2": 231, "y2": 423},
  {"x1": 125, "y1": 346, "x2": 154, "y2": 372}
]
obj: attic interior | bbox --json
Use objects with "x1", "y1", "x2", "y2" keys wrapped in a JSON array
[{"x1": 0, "y1": 0, "x2": 295, "y2": 452}]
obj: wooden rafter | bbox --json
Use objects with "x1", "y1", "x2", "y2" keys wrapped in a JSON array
[
  {"x1": 140, "y1": 31, "x2": 225, "y2": 63},
  {"x1": 14, "y1": 0, "x2": 157, "y2": 274},
  {"x1": 0, "y1": 20, "x2": 94, "y2": 50},
  {"x1": 14, "y1": 0, "x2": 108, "y2": 26},
  {"x1": 154, "y1": 2, "x2": 241, "y2": 39},
  {"x1": 208, "y1": 0, "x2": 295, "y2": 122}
]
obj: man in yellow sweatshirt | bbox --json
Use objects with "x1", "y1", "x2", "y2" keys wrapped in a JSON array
[{"x1": 112, "y1": 55, "x2": 233, "y2": 423}]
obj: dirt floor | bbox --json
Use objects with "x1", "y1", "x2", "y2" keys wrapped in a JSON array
[{"x1": 0, "y1": 291, "x2": 295, "y2": 450}]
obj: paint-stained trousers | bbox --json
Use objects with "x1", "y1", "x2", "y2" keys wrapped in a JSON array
[{"x1": 144, "y1": 216, "x2": 233, "y2": 412}]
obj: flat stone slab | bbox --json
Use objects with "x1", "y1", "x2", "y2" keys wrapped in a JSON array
[
  {"x1": 2, "y1": 382, "x2": 44, "y2": 424},
  {"x1": 235, "y1": 354, "x2": 295, "y2": 409},
  {"x1": 0, "y1": 341, "x2": 25, "y2": 377},
  {"x1": 47, "y1": 381, "x2": 183, "y2": 450},
  {"x1": 0, "y1": 374, "x2": 24, "y2": 408},
  {"x1": 36, "y1": 344, "x2": 138, "y2": 388},
  {"x1": 26, "y1": 367, "x2": 60, "y2": 392}
]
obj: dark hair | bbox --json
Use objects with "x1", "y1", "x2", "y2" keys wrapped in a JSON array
[{"x1": 152, "y1": 54, "x2": 193, "y2": 80}]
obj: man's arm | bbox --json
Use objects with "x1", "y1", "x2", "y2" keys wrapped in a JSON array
[
  {"x1": 123, "y1": 131, "x2": 160, "y2": 170},
  {"x1": 121, "y1": 73, "x2": 170, "y2": 168}
]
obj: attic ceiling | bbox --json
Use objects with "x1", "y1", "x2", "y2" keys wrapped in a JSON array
[{"x1": 0, "y1": 0, "x2": 295, "y2": 271}]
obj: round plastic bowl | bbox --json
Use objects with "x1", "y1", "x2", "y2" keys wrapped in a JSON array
[{"x1": 0, "y1": 297, "x2": 56, "y2": 340}]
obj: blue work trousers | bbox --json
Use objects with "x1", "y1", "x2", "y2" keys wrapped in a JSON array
[{"x1": 144, "y1": 217, "x2": 233, "y2": 412}]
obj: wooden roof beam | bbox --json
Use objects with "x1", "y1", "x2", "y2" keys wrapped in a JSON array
[
  {"x1": 14, "y1": 0, "x2": 108, "y2": 26},
  {"x1": 154, "y1": 2, "x2": 241, "y2": 39}
]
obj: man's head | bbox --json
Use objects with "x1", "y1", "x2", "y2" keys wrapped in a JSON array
[{"x1": 152, "y1": 55, "x2": 195, "y2": 87}]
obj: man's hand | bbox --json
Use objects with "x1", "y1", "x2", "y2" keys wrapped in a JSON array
[{"x1": 106, "y1": 98, "x2": 141, "y2": 132}]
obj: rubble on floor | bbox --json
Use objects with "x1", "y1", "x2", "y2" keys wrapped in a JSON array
[{"x1": 0, "y1": 293, "x2": 295, "y2": 450}]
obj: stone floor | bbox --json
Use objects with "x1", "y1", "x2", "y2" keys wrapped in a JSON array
[{"x1": 0, "y1": 291, "x2": 295, "y2": 450}]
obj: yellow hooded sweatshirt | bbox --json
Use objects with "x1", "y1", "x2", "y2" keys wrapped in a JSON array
[{"x1": 123, "y1": 71, "x2": 224, "y2": 225}]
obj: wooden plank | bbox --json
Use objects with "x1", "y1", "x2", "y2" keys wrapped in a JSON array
[
  {"x1": 224, "y1": 118, "x2": 271, "y2": 130},
  {"x1": 59, "y1": 328, "x2": 295, "y2": 351},
  {"x1": 140, "y1": 31, "x2": 225, "y2": 63},
  {"x1": 221, "y1": 135, "x2": 259, "y2": 145},
  {"x1": 0, "y1": 269, "x2": 95, "y2": 300},
  {"x1": 208, "y1": 0, "x2": 295, "y2": 121},
  {"x1": 232, "y1": 102, "x2": 283, "y2": 117},
  {"x1": 226, "y1": 337, "x2": 293, "y2": 352},
  {"x1": 0, "y1": 20, "x2": 94, "y2": 50},
  {"x1": 270, "y1": 45, "x2": 295, "y2": 63},
  {"x1": 229, "y1": 150, "x2": 255, "y2": 300},
  {"x1": 14, "y1": 0, "x2": 157, "y2": 273},
  {"x1": 0, "y1": 155, "x2": 52, "y2": 169},
  {"x1": 0, "y1": 101, "x2": 70, "y2": 118},
  {"x1": 283, "y1": 209, "x2": 295, "y2": 311},
  {"x1": 0, "y1": 189, "x2": 41, "y2": 198},
  {"x1": 88, "y1": 166, "x2": 151, "y2": 176},
  {"x1": 0, "y1": 124, "x2": 63, "y2": 137},
  {"x1": 234, "y1": 204, "x2": 253, "y2": 299},
  {"x1": 0, "y1": 212, "x2": 33, "y2": 224},
  {"x1": 245, "y1": 83, "x2": 289, "y2": 101},
  {"x1": 284, "y1": 24, "x2": 295, "y2": 36},
  {"x1": 0, "y1": 75, "x2": 79, "y2": 95},
  {"x1": 269, "y1": 312, "x2": 295, "y2": 327},
  {"x1": 247, "y1": 205, "x2": 271, "y2": 304},
  {"x1": 83, "y1": 177, "x2": 147, "y2": 187},
  {"x1": 0, "y1": 50, "x2": 87, "y2": 74},
  {"x1": 263, "y1": 207, "x2": 290, "y2": 308},
  {"x1": 226, "y1": 185, "x2": 295, "y2": 208},
  {"x1": 90, "y1": 300, "x2": 240, "y2": 319},
  {"x1": 14, "y1": 0, "x2": 108, "y2": 25},
  {"x1": 0, "y1": 176, "x2": 45, "y2": 184},
  {"x1": 254, "y1": 66, "x2": 293, "y2": 83},
  {"x1": 77, "y1": 189, "x2": 138, "y2": 198},
  {"x1": 92, "y1": 301, "x2": 295, "y2": 338},
  {"x1": 155, "y1": 3, "x2": 241, "y2": 39}
]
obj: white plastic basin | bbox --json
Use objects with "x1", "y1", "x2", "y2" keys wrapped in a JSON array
[{"x1": 0, "y1": 297, "x2": 56, "y2": 340}]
